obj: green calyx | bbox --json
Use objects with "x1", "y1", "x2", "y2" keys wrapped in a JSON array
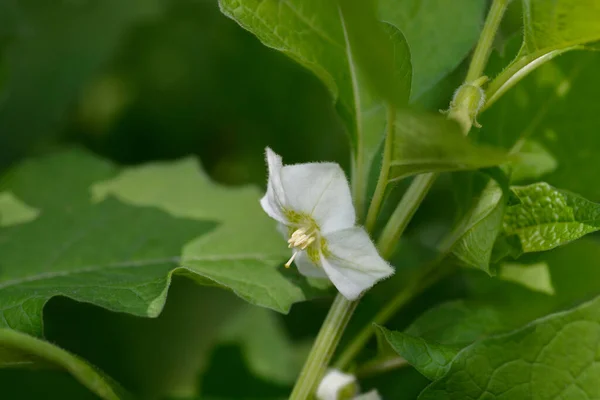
[{"x1": 445, "y1": 76, "x2": 488, "y2": 133}]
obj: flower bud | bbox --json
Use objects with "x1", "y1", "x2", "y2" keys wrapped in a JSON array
[{"x1": 444, "y1": 76, "x2": 488, "y2": 134}]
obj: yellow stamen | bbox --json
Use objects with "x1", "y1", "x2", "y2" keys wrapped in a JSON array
[{"x1": 285, "y1": 251, "x2": 299, "y2": 268}]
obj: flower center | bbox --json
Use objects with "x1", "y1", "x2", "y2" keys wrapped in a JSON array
[{"x1": 285, "y1": 226, "x2": 317, "y2": 268}]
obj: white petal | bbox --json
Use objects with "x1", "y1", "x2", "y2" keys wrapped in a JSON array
[
  {"x1": 280, "y1": 162, "x2": 355, "y2": 233},
  {"x1": 320, "y1": 227, "x2": 394, "y2": 300},
  {"x1": 355, "y1": 390, "x2": 382, "y2": 400},
  {"x1": 260, "y1": 148, "x2": 288, "y2": 223},
  {"x1": 294, "y1": 251, "x2": 328, "y2": 278},
  {"x1": 316, "y1": 369, "x2": 358, "y2": 400}
]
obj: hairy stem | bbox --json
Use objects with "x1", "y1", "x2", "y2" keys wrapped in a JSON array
[
  {"x1": 289, "y1": 293, "x2": 358, "y2": 400},
  {"x1": 465, "y1": 0, "x2": 509, "y2": 82}
]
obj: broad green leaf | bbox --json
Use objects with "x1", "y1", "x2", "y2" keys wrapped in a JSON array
[
  {"x1": 218, "y1": 306, "x2": 308, "y2": 385},
  {"x1": 0, "y1": 0, "x2": 162, "y2": 168},
  {"x1": 0, "y1": 150, "x2": 325, "y2": 336},
  {"x1": 389, "y1": 110, "x2": 508, "y2": 182},
  {"x1": 504, "y1": 182, "x2": 600, "y2": 252},
  {"x1": 91, "y1": 157, "x2": 327, "y2": 313},
  {"x1": 376, "y1": 326, "x2": 458, "y2": 381},
  {"x1": 486, "y1": 1, "x2": 600, "y2": 107},
  {"x1": 218, "y1": 0, "x2": 411, "y2": 213},
  {"x1": 380, "y1": 0, "x2": 486, "y2": 99},
  {"x1": 0, "y1": 329, "x2": 127, "y2": 399},
  {"x1": 509, "y1": 139, "x2": 557, "y2": 183},
  {"x1": 419, "y1": 294, "x2": 600, "y2": 400},
  {"x1": 405, "y1": 300, "x2": 508, "y2": 348},
  {"x1": 0, "y1": 191, "x2": 39, "y2": 227},
  {"x1": 499, "y1": 261, "x2": 555, "y2": 295},
  {"x1": 447, "y1": 180, "x2": 505, "y2": 274}
]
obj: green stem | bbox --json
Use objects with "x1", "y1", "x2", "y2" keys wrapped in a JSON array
[
  {"x1": 376, "y1": 173, "x2": 437, "y2": 259},
  {"x1": 364, "y1": 106, "x2": 395, "y2": 233},
  {"x1": 334, "y1": 281, "x2": 415, "y2": 370},
  {"x1": 334, "y1": 0, "x2": 510, "y2": 371},
  {"x1": 483, "y1": 47, "x2": 578, "y2": 112},
  {"x1": 289, "y1": 293, "x2": 358, "y2": 400},
  {"x1": 465, "y1": 0, "x2": 509, "y2": 82},
  {"x1": 352, "y1": 161, "x2": 368, "y2": 223}
]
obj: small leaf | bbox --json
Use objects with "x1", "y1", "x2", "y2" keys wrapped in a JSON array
[
  {"x1": 499, "y1": 261, "x2": 555, "y2": 295},
  {"x1": 509, "y1": 139, "x2": 558, "y2": 183},
  {"x1": 376, "y1": 325, "x2": 458, "y2": 381},
  {"x1": 448, "y1": 180, "x2": 505, "y2": 274},
  {"x1": 419, "y1": 294, "x2": 600, "y2": 399},
  {"x1": 0, "y1": 329, "x2": 128, "y2": 399},
  {"x1": 379, "y1": 0, "x2": 486, "y2": 99},
  {"x1": 504, "y1": 182, "x2": 600, "y2": 252},
  {"x1": 389, "y1": 110, "x2": 508, "y2": 182}
]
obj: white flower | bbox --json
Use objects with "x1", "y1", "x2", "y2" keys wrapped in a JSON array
[
  {"x1": 316, "y1": 369, "x2": 382, "y2": 400},
  {"x1": 260, "y1": 148, "x2": 394, "y2": 300}
]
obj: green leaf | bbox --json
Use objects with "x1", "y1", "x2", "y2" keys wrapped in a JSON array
[
  {"x1": 218, "y1": 0, "x2": 411, "y2": 212},
  {"x1": 447, "y1": 180, "x2": 505, "y2": 274},
  {"x1": 504, "y1": 182, "x2": 600, "y2": 253},
  {"x1": 218, "y1": 306, "x2": 308, "y2": 385},
  {"x1": 0, "y1": 0, "x2": 162, "y2": 167},
  {"x1": 376, "y1": 325, "x2": 458, "y2": 381},
  {"x1": 379, "y1": 0, "x2": 486, "y2": 99},
  {"x1": 486, "y1": 1, "x2": 600, "y2": 107},
  {"x1": 498, "y1": 261, "x2": 555, "y2": 295},
  {"x1": 509, "y1": 139, "x2": 558, "y2": 183},
  {"x1": 419, "y1": 294, "x2": 600, "y2": 400},
  {"x1": 389, "y1": 110, "x2": 508, "y2": 182},
  {"x1": 522, "y1": 0, "x2": 600, "y2": 55},
  {"x1": 0, "y1": 150, "x2": 324, "y2": 336},
  {"x1": 405, "y1": 300, "x2": 508, "y2": 348},
  {"x1": 91, "y1": 156, "x2": 327, "y2": 313},
  {"x1": 337, "y1": 0, "x2": 411, "y2": 107},
  {"x1": 0, "y1": 329, "x2": 127, "y2": 399},
  {"x1": 0, "y1": 191, "x2": 39, "y2": 227}
]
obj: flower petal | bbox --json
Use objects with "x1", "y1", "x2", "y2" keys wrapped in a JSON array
[
  {"x1": 294, "y1": 251, "x2": 328, "y2": 279},
  {"x1": 260, "y1": 148, "x2": 288, "y2": 223},
  {"x1": 320, "y1": 227, "x2": 394, "y2": 300},
  {"x1": 280, "y1": 162, "x2": 355, "y2": 233},
  {"x1": 316, "y1": 369, "x2": 358, "y2": 400}
]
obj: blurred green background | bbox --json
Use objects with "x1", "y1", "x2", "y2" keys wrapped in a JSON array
[{"x1": 1, "y1": 1, "x2": 566, "y2": 399}]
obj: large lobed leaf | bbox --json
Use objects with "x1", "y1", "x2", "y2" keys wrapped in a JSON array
[{"x1": 0, "y1": 150, "x2": 326, "y2": 338}]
